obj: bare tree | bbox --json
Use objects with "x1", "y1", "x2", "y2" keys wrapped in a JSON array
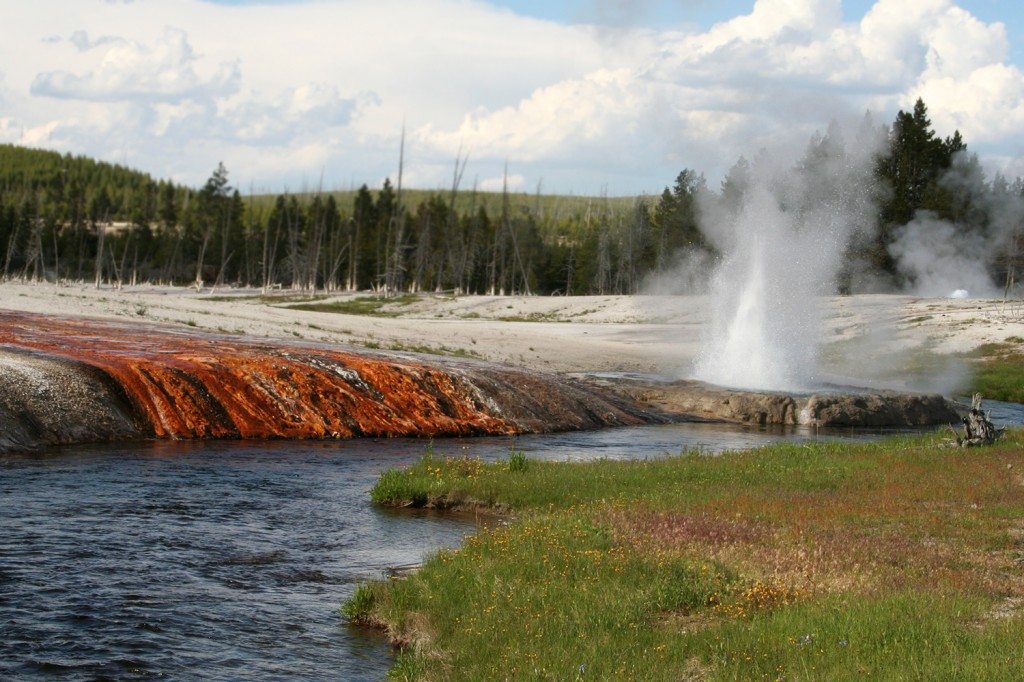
[
  {"x1": 94, "y1": 214, "x2": 107, "y2": 288},
  {"x1": 504, "y1": 166, "x2": 532, "y2": 295},
  {"x1": 386, "y1": 124, "x2": 407, "y2": 295},
  {"x1": 441, "y1": 148, "x2": 469, "y2": 292}
]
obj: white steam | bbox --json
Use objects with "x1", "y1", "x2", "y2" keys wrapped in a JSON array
[
  {"x1": 889, "y1": 152, "x2": 1024, "y2": 299},
  {"x1": 690, "y1": 120, "x2": 885, "y2": 392},
  {"x1": 889, "y1": 213, "x2": 999, "y2": 298},
  {"x1": 642, "y1": 249, "x2": 714, "y2": 295}
]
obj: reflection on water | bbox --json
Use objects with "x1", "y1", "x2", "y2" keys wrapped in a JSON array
[{"x1": 2, "y1": 402, "x2": 1021, "y2": 680}]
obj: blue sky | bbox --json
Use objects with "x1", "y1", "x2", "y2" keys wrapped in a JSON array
[
  {"x1": 4, "y1": 0, "x2": 1024, "y2": 194},
  {"x1": 209, "y1": 0, "x2": 1024, "y2": 62},
  {"x1": 487, "y1": 0, "x2": 1021, "y2": 60},
  {"x1": 541, "y1": 1, "x2": 1024, "y2": 65}
]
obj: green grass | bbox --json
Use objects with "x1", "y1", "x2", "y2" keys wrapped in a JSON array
[
  {"x1": 285, "y1": 294, "x2": 420, "y2": 317},
  {"x1": 351, "y1": 431, "x2": 1024, "y2": 680},
  {"x1": 686, "y1": 592, "x2": 1024, "y2": 680},
  {"x1": 496, "y1": 311, "x2": 560, "y2": 323},
  {"x1": 368, "y1": 438, "x2": 883, "y2": 510},
  {"x1": 384, "y1": 342, "x2": 482, "y2": 359},
  {"x1": 969, "y1": 342, "x2": 1024, "y2": 403},
  {"x1": 972, "y1": 358, "x2": 1024, "y2": 403},
  {"x1": 204, "y1": 292, "x2": 330, "y2": 304},
  {"x1": 507, "y1": 449, "x2": 529, "y2": 473}
]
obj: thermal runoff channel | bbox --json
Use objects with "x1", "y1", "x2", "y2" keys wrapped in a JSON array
[{"x1": 692, "y1": 122, "x2": 883, "y2": 392}]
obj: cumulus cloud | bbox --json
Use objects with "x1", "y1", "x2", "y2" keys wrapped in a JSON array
[
  {"x1": 31, "y1": 27, "x2": 240, "y2": 103},
  {"x1": 426, "y1": 68, "x2": 649, "y2": 162},
  {"x1": 67, "y1": 30, "x2": 122, "y2": 52},
  {"x1": 0, "y1": 118, "x2": 17, "y2": 142},
  {"x1": 225, "y1": 84, "x2": 378, "y2": 144},
  {"x1": 0, "y1": 117, "x2": 63, "y2": 147},
  {"x1": 414, "y1": 0, "x2": 1024, "y2": 190},
  {"x1": 0, "y1": 0, "x2": 1022, "y2": 193},
  {"x1": 142, "y1": 81, "x2": 378, "y2": 148}
]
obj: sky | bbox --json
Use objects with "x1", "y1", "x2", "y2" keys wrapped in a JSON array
[{"x1": 2, "y1": 0, "x2": 1024, "y2": 195}]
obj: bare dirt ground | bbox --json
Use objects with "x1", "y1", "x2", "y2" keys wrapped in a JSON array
[{"x1": 1, "y1": 282, "x2": 1022, "y2": 382}]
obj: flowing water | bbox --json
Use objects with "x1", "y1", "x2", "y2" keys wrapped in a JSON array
[{"x1": 3, "y1": 406, "x2": 1023, "y2": 680}]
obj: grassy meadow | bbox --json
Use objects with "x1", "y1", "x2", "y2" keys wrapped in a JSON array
[
  {"x1": 970, "y1": 339, "x2": 1024, "y2": 403},
  {"x1": 348, "y1": 431, "x2": 1024, "y2": 680}
]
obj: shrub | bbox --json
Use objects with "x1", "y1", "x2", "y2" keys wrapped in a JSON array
[
  {"x1": 507, "y1": 448, "x2": 529, "y2": 473},
  {"x1": 342, "y1": 584, "x2": 376, "y2": 623}
]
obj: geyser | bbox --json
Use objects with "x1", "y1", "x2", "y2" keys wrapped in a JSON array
[{"x1": 691, "y1": 122, "x2": 883, "y2": 392}]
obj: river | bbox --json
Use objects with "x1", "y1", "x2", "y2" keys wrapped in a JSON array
[{"x1": 3, "y1": 404, "x2": 1022, "y2": 680}]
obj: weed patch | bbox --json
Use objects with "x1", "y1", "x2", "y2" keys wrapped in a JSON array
[
  {"x1": 967, "y1": 345, "x2": 1024, "y2": 403},
  {"x1": 285, "y1": 294, "x2": 419, "y2": 317}
]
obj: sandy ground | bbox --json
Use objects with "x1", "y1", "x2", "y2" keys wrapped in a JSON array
[{"x1": 0, "y1": 282, "x2": 1022, "y2": 381}]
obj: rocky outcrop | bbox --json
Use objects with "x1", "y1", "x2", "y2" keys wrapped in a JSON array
[
  {"x1": 0, "y1": 311, "x2": 660, "y2": 453},
  {"x1": 606, "y1": 378, "x2": 965, "y2": 428},
  {"x1": 0, "y1": 349, "x2": 140, "y2": 452},
  {"x1": 798, "y1": 392, "x2": 963, "y2": 428}
]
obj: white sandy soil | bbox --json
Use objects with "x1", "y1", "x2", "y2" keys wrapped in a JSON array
[{"x1": 0, "y1": 282, "x2": 1021, "y2": 385}]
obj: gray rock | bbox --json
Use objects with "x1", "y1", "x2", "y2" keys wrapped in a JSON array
[
  {"x1": 0, "y1": 349, "x2": 143, "y2": 452},
  {"x1": 607, "y1": 378, "x2": 965, "y2": 427}
]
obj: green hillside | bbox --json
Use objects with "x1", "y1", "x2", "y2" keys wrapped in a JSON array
[{"x1": 249, "y1": 187, "x2": 644, "y2": 222}]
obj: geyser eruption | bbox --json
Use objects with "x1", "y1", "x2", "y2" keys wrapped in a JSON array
[
  {"x1": 693, "y1": 193, "x2": 825, "y2": 392},
  {"x1": 691, "y1": 121, "x2": 884, "y2": 392}
]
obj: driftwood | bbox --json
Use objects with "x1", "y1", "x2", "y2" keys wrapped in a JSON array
[{"x1": 948, "y1": 394, "x2": 1005, "y2": 447}]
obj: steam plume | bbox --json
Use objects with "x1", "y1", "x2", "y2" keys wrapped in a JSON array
[
  {"x1": 889, "y1": 152, "x2": 1024, "y2": 298},
  {"x1": 690, "y1": 119, "x2": 885, "y2": 392}
]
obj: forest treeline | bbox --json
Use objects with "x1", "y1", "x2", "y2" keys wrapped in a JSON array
[{"x1": 0, "y1": 98, "x2": 1021, "y2": 294}]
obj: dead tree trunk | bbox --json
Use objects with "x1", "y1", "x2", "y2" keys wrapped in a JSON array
[
  {"x1": 386, "y1": 125, "x2": 407, "y2": 296},
  {"x1": 194, "y1": 223, "x2": 212, "y2": 291},
  {"x1": 94, "y1": 215, "x2": 107, "y2": 289},
  {"x1": 948, "y1": 394, "x2": 1005, "y2": 447}
]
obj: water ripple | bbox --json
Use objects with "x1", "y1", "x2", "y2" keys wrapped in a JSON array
[{"x1": 3, "y1": 411, "x2": 1021, "y2": 679}]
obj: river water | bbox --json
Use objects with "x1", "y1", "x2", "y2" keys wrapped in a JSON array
[{"x1": 3, "y1": 404, "x2": 1022, "y2": 680}]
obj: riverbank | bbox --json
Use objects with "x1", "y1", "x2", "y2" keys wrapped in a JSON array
[
  {"x1": 0, "y1": 311, "x2": 656, "y2": 453},
  {"x1": 3, "y1": 284, "x2": 1008, "y2": 452},
  {"x1": 350, "y1": 431, "x2": 1024, "y2": 679}
]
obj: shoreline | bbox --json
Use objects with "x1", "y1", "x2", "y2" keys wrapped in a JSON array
[
  {"x1": 0, "y1": 310, "x2": 659, "y2": 453},
  {"x1": 350, "y1": 430, "x2": 1024, "y2": 678},
  {"x1": 2, "y1": 284, "x2": 1019, "y2": 452}
]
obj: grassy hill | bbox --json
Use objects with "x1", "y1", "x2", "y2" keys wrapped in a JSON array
[
  {"x1": 0, "y1": 144, "x2": 644, "y2": 220},
  {"x1": 248, "y1": 187, "x2": 646, "y2": 220},
  {"x1": 0, "y1": 144, "x2": 169, "y2": 217}
]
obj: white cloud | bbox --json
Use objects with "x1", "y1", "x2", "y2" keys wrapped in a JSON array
[
  {"x1": 425, "y1": 68, "x2": 649, "y2": 162},
  {"x1": 67, "y1": 30, "x2": 123, "y2": 52},
  {"x1": 224, "y1": 84, "x2": 377, "y2": 145},
  {"x1": 0, "y1": 0, "x2": 1022, "y2": 193},
  {"x1": 31, "y1": 27, "x2": 240, "y2": 103},
  {"x1": 415, "y1": 0, "x2": 1024, "y2": 189}
]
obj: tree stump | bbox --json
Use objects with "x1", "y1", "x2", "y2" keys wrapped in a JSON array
[{"x1": 948, "y1": 394, "x2": 1005, "y2": 447}]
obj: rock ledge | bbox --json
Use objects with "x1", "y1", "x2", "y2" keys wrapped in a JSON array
[{"x1": 605, "y1": 378, "x2": 965, "y2": 428}]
